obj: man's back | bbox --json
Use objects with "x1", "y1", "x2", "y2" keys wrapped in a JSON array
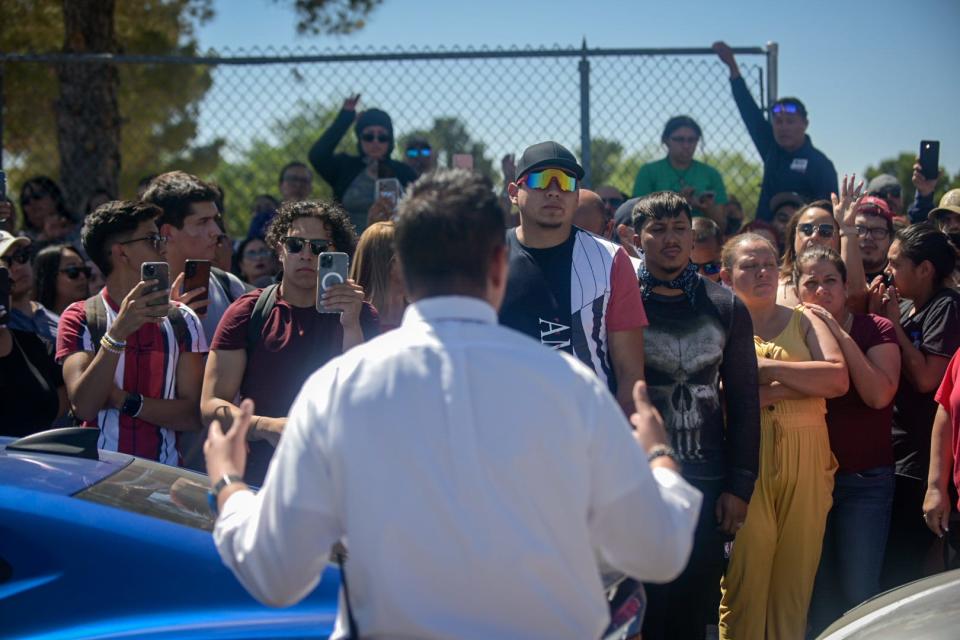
[{"x1": 215, "y1": 296, "x2": 699, "y2": 638}]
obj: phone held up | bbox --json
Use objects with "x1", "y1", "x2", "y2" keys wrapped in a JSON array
[
  {"x1": 141, "y1": 262, "x2": 170, "y2": 316},
  {"x1": 316, "y1": 252, "x2": 350, "y2": 314},
  {"x1": 374, "y1": 178, "x2": 402, "y2": 214},
  {"x1": 183, "y1": 259, "x2": 211, "y2": 313},
  {"x1": 0, "y1": 266, "x2": 10, "y2": 329},
  {"x1": 919, "y1": 140, "x2": 940, "y2": 181}
]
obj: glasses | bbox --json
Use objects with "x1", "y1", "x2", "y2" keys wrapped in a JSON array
[
  {"x1": 855, "y1": 225, "x2": 891, "y2": 240},
  {"x1": 283, "y1": 236, "x2": 330, "y2": 256},
  {"x1": 771, "y1": 102, "x2": 802, "y2": 115},
  {"x1": 117, "y1": 233, "x2": 168, "y2": 252},
  {"x1": 520, "y1": 169, "x2": 578, "y2": 192},
  {"x1": 406, "y1": 147, "x2": 432, "y2": 158},
  {"x1": 20, "y1": 192, "x2": 49, "y2": 205},
  {"x1": 361, "y1": 133, "x2": 390, "y2": 144},
  {"x1": 244, "y1": 248, "x2": 274, "y2": 260},
  {"x1": 796, "y1": 223, "x2": 835, "y2": 238},
  {"x1": 668, "y1": 136, "x2": 699, "y2": 145},
  {"x1": 59, "y1": 265, "x2": 92, "y2": 280},
  {"x1": 693, "y1": 261, "x2": 721, "y2": 276},
  {"x1": 1, "y1": 249, "x2": 31, "y2": 266}
]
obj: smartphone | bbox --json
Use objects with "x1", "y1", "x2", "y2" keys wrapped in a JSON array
[
  {"x1": 141, "y1": 261, "x2": 170, "y2": 315},
  {"x1": 316, "y1": 252, "x2": 350, "y2": 314},
  {"x1": 0, "y1": 170, "x2": 6, "y2": 199},
  {"x1": 375, "y1": 178, "x2": 401, "y2": 213},
  {"x1": 0, "y1": 266, "x2": 10, "y2": 329},
  {"x1": 920, "y1": 140, "x2": 940, "y2": 181},
  {"x1": 183, "y1": 259, "x2": 211, "y2": 310},
  {"x1": 452, "y1": 153, "x2": 474, "y2": 171}
]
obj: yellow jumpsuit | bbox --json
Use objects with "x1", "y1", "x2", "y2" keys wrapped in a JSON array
[{"x1": 719, "y1": 308, "x2": 838, "y2": 640}]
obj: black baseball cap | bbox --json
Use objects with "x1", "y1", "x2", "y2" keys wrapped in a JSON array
[{"x1": 515, "y1": 141, "x2": 585, "y2": 180}]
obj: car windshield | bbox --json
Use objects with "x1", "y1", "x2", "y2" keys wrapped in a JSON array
[{"x1": 74, "y1": 457, "x2": 218, "y2": 531}]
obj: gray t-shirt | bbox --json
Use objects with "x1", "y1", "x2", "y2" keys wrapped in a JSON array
[{"x1": 341, "y1": 170, "x2": 376, "y2": 235}]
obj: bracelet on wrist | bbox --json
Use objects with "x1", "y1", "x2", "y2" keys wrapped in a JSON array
[
  {"x1": 647, "y1": 444, "x2": 680, "y2": 465},
  {"x1": 102, "y1": 332, "x2": 126, "y2": 349},
  {"x1": 99, "y1": 335, "x2": 124, "y2": 355}
]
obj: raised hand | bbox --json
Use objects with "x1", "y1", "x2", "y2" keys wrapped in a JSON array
[
  {"x1": 342, "y1": 93, "x2": 361, "y2": 112},
  {"x1": 111, "y1": 280, "x2": 171, "y2": 340},
  {"x1": 912, "y1": 161, "x2": 940, "y2": 198},
  {"x1": 831, "y1": 173, "x2": 865, "y2": 228},
  {"x1": 712, "y1": 41, "x2": 740, "y2": 77}
]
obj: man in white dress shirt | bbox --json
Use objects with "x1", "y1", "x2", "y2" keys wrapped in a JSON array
[{"x1": 205, "y1": 169, "x2": 702, "y2": 639}]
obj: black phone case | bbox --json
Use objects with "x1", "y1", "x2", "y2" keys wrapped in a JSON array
[{"x1": 920, "y1": 140, "x2": 940, "y2": 181}]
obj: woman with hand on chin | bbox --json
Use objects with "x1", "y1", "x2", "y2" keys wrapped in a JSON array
[
  {"x1": 793, "y1": 246, "x2": 900, "y2": 635},
  {"x1": 717, "y1": 233, "x2": 847, "y2": 640}
]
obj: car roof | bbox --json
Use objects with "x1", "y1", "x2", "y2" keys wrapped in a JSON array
[{"x1": 0, "y1": 436, "x2": 133, "y2": 495}]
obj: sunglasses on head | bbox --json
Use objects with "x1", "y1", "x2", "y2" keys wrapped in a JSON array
[
  {"x1": 361, "y1": 133, "x2": 390, "y2": 144},
  {"x1": 771, "y1": 102, "x2": 802, "y2": 115},
  {"x1": 60, "y1": 265, "x2": 92, "y2": 280},
  {"x1": 796, "y1": 223, "x2": 835, "y2": 238},
  {"x1": 406, "y1": 147, "x2": 432, "y2": 158},
  {"x1": 520, "y1": 169, "x2": 578, "y2": 192},
  {"x1": 283, "y1": 236, "x2": 330, "y2": 256},
  {"x1": 693, "y1": 261, "x2": 722, "y2": 276},
  {"x1": 1, "y1": 249, "x2": 31, "y2": 266}
]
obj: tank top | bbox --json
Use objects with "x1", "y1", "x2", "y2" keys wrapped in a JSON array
[{"x1": 755, "y1": 306, "x2": 826, "y2": 422}]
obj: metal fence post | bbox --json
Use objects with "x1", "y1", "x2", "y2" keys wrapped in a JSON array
[
  {"x1": 578, "y1": 38, "x2": 591, "y2": 187},
  {"x1": 766, "y1": 41, "x2": 779, "y2": 109}
]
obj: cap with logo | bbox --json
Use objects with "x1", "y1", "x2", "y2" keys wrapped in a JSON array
[
  {"x1": 855, "y1": 196, "x2": 894, "y2": 221},
  {"x1": 515, "y1": 141, "x2": 585, "y2": 181},
  {"x1": 928, "y1": 189, "x2": 960, "y2": 224},
  {"x1": 0, "y1": 230, "x2": 30, "y2": 258}
]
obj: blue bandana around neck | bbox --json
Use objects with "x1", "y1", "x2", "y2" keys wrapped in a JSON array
[{"x1": 638, "y1": 261, "x2": 700, "y2": 305}]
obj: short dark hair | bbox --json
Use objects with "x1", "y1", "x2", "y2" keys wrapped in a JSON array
[
  {"x1": 279, "y1": 161, "x2": 310, "y2": 186},
  {"x1": 631, "y1": 191, "x2": 692, "y2": 232},
  {"x1": 81, "y1": 200, "x2": 162, "y2": 276},
  {"x1": 661, "y1": 115, "x2": 703, "y2": 144},
  {"x1": 395, "y1": 169, "x2": 505, "y2": 298},
  {"x1": 141, "y1": 171, "x2": 220, "y2": 229},
  {"x1": 856, "y1": 208, "x2": 894, "y2": 238},
  {"x1": 693, "y1": 217, "x2": 723, "y2": 244},
  {"x1": 896, "y1": 223, "x2": 956, "y2": 287},
  {"x1": 793, "y1": 245, "x2": 847, "y2": 287},
  {"x1": 265, "y1": 200, "x2": 357, "y2": 258},
  {"x1": 33, "y1": 244, "x2": 82, "y2": 309},
  {"x1": 780, "y1": 199, "x2": 835, "y2": 278}
]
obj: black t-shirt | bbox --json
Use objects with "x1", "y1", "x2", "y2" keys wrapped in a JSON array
[
  {"x1": 0, "y1": 329, "x2": 63, "y2": 437},
  {"x1": 499, "y1": 228, "x2": 576, "y2": 352},
  {"x1": 641, "y1": 278, "x2": 760, "y2": 502},
  {"x1": 892, "y1": 287, "x2": 960, "y2": 479}
]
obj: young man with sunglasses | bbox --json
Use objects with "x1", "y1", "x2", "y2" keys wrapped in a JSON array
[
  {"x1": 631, "y1": 191, "x2": 759, "y2": 640},
  {"x1": 403, "y1": 137, "x2": 435, "y2": 177},
  {"x1": 501, "y1": 141, "x2": 648, "y2": 415},
  {"x1": 713, "y1": 42, "x2": 838, "y2": 223},
  {"x1": 200, "y1": 200, "x2": 378, "y2": 485},
  {"x1": 56, "y1": 200, "x2": 206, "y2": 465}
]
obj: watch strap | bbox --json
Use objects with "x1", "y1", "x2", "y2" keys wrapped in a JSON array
[{"x1": 208, "y1": 474, "x2": 246, "y2": 516}]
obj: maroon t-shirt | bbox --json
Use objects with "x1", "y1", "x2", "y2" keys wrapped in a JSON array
[
  {"x1": 825, "y1": 313, "x2": 898, "y2": 474},
  {"x1": 212, "y1": 288, "x2": 379, "y2": 483}
]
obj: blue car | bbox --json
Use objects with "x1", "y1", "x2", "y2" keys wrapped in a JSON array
[{"x1": 0, "y1": 428, "x2": 340, "y2": 639}]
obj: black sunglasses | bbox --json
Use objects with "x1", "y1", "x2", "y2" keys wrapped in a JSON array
[
  {"x1": 693, "y1": 261, "x2": 721, "y2": 275},
  {"x1": 60, "y1": 265, "x2": 92, "y2": 280},
  {"x1": 361, "y1": 133, "x2": 390, "y2": 143},
  {"x1": 1, "y1": 249, "x2": 31, "y2": 266},
  {"x1": 283, "y1": 236, "x2": 330, "y2": 256},
  {"x1": 796, "y1": 223, "x2": 835, "y2": 238}
]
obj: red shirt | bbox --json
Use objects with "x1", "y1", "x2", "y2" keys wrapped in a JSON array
[
  {"x1": 934, "y1": 349, "x2": 960, "y2": 509},
  {"x1": 825, "y1": 313, "x2": 897, "y2": 474}
]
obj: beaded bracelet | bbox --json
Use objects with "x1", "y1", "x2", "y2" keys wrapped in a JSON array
[
  {"x1": 99, "y1": 335, "x2": 124, "y2": 355},
  {"x1": 102, "y1": 332, "x2": 126, "y2": 350}
]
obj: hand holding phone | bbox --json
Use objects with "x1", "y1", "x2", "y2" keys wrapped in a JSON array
[
  {"x1": 141, "y1": 262, "x2": 171, "y2": 317},
  {"x1": 452, "y1": 154, "x2": 474, "y2": 171},
  {"x1": 374, "y1": 178, "x2": 401, "y2": 213},
  {"x1": 919, "y1": 140, "x2": 940, "y2": 181},
  {"x1": 316, "y1": 252, "x2": 350, "y2": 314},
  {"x1": 179, "y1": 259, "x2": 211, "y2": 317}
]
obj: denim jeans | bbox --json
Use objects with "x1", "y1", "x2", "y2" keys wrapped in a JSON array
[{"x1": 807, "y1": 465, "x2": 894, "y2": 636}]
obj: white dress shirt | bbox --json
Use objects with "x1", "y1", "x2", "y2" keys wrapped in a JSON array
[{"x1": 215, "y1": 295, "x2": 702, "y2": 639}]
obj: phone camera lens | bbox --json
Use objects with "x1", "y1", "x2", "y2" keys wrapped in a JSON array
[{"x1": 321, "y1": 256, "x2": 332, "y2": 267}]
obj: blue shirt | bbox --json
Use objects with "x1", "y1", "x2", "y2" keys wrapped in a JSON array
[{"x1": 9, "y1": 303, "x2": 59, "y2": 348}]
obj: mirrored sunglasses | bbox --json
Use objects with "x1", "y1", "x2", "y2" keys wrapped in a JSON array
[
  {"x1": 520, "y1": 169, "x2": 578, "y2": 192},
  {"x1": 283, "y1": 236, "x2": 329, "y2": 256},
  {"x1": 771, "y1": 102, "x2": 802, "y2": 115},
  {"x1": 406, "y1": 147, "x2": 432, "y2": 158},
  {"x1": 693, "y1": 261, "x2": 722, "y2": 276},
  {"x1": 796, "y1": 223, "x2": 835, "y2": 238}
]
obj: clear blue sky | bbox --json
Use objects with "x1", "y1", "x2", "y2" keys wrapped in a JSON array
[{"x1": 198, "y1": 0, "x2": 960, "y2": 178}]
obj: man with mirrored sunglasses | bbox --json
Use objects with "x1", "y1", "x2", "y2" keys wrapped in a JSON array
[
  {"x1": 713, "y1": 42, "x2": 838, "y2": 223},
  {"x1": 501, "y1": 141, "x2": 648, "y2": 416},
  {"x1": 201, "y1": 200, "x2": 379, "y2": 485},
  {"x1": 403, "y1": 136, "x2": 435, "y2": 177}
]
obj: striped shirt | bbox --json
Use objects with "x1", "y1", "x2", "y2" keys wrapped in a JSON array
[{"x1": 56, "y1": 288, "x2": 207, "y2": 465}]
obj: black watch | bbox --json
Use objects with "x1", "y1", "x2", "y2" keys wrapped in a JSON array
[
  {"x1": 208, "y1": 474, "x2": 246, "y2": 515},
  {"x1": 120, "y1": 392, "x2": 144, "y2": 417}
]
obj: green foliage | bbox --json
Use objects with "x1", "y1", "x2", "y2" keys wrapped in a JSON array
[
  {"x1": 864, "y1": 152, "x2": 960, "y2": 210},
  {"x1": 274, "y1": 0, "x2": 383, "y2": 35},
  {"x1": 701, "y1": 150, "x2": 763, "y2": 220}
]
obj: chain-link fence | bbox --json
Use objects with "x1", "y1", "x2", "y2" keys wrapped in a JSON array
[{"x1": 1, "y1": 43, "x2": 776, "y2": 237}]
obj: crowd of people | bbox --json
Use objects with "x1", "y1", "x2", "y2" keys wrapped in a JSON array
[{"x1": 3, "y1": 42, "x2": 960, "y2": 639}]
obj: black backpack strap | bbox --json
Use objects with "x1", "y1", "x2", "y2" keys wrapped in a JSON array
[
  {"x1": 84, "y1": 294, "x2": 108, "y2": 353},
  {"x1": 246, "y1": 284, "x2": 278, "y2": 357},
  {"x1": 167, "y1": 305, "x2": 190, "y2": 349},
  {"x1": 211, "y1": 267, "x2": 237, "y2": 304}
]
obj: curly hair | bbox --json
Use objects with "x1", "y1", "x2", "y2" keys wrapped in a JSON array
[
  {"x1": 81, "y1": 200, "x2": 162, "y2": 277},
  {"x1": 265, "y1": 199, "x2": 357, "y2": 258},
  {"x1": 141, "y1": 171, "x2": 220, "y2": 229}
]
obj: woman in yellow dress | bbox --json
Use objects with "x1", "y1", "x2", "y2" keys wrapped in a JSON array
[{"x1": 718, "y1": 233, "x2": 848, "y2": 639}]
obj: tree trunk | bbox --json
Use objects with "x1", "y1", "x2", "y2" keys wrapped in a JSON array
[{"x1": 55, "y1": 0, "x2": 120, "y2": 215}]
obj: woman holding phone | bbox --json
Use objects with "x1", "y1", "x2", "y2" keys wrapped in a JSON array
[
  {"x1": 717, "y1": 232, "x2": 847, "y2": 640},
  {"x1": 308, "y1": 94, "x2": 417, "y2": 234}
]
